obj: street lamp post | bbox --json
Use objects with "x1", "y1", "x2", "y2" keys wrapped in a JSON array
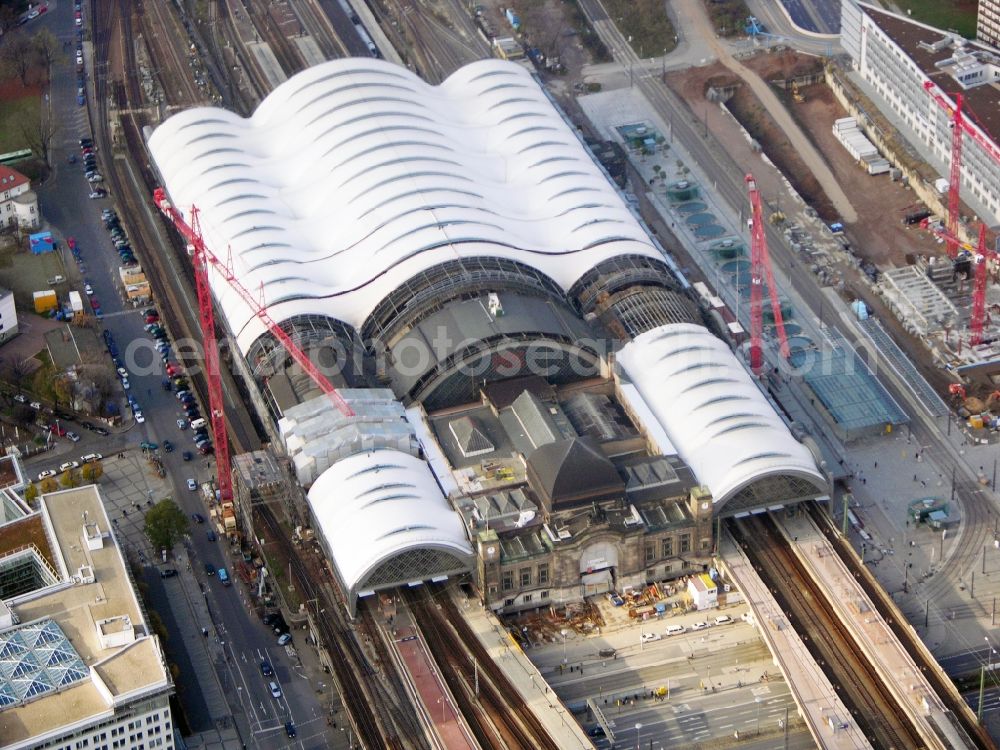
[
  {"x1": 635, "y1": 722, "x2": 642, "y2": 750},
  {"x1": 561, "y1": 629, "x2": 568, "y2": 664},
  {"x1": 755, "y1": 696, "x2": 762, "y2": 734}
]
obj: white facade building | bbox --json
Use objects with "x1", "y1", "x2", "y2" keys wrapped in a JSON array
[
  {"x1": 0, "y1": 287, "x2": 17, "y2": 345},
  {"x1": 0, "y1": 486, "x2": 174, "y2": 750},
  {"x1": 0, "y1": 166, "x2": 37, "y2": 230},
  {"x1": 841, "y1": 1, "x2": 1000, "y2": 227},
  {"x1": 979, "y1": 0, "x2": 1000, "y2": 49}
]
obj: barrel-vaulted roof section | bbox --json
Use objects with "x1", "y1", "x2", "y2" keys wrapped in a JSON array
[
  {"x1": 616, "y1": 324, "x2": 827, "y2": 510},
  {"x1": 307, "y1": 450, "x2": 473, "y2": 598},
  {"x1": 148, "y1": 58, "x2": 660, "y2": 353}
]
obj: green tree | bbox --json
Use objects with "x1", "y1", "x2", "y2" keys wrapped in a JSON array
[
  {"x1": 24, "y1": 483, "x2": 37, "y2": 502},
  {"x1": 39, "y1": 477, "x2": 57, "y2": 493},
  {"x1": 81, "y1": 462, "x2": 103, "y2": 482},
  {"x1": 144, "y1": 500, "x2": 189, "y2": 552},
  {"x1": 59, "y1": 469, "x2": 78, "y2": 488}
]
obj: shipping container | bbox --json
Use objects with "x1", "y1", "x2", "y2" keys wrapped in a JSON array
[{"x1": 33, "y1": 290, "x2": 57, "y2": 313}]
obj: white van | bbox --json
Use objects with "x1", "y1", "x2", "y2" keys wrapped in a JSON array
[
  {"x1": 714, "y1": 614, "x2": 733, "y2": 626},
  {"x1": 665, "y1": 624, "x2": 686, "y2": 636},
  {"x1": 189, "y1": 417, "x2": 207, "y2": 430}
]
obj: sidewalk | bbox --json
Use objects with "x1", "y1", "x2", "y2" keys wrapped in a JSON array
[{"x1": 455, "y1": 593, "x2": 595, "y2": 750}]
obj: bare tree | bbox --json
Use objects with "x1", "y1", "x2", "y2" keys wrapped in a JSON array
[
  {"x1": 17, "y1": 107, "x2": 57, "y2": 165},
  {"x1": 33, "y1": 28, "x2": 62, "y2": 83},
  {"x1": 0, "y1": 7, "x2": 19, "y2": 36},
  {"x1": 1, "y1": 32, "x2": 36, "y2": 87},
  {"x1": 6, "y1": 358, "x2": 33, "y2": 391}
]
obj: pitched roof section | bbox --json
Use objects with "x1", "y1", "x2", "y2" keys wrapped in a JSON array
[
  {"x1": 147, "y1": 58, "x2": 663, "y2": 354},
  {"x1": 526, "y1": 436, "x2": 624, "y2": 509},
  {"x1": 0, "y1": 166, "x2": 29, "y2": 193},
  {"x1": 448, "y1": 416, "x2": 495, "y2": 458}
]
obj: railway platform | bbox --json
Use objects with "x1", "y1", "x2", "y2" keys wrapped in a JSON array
[
  {"x1": 720, "y1": 532, "x2": 874, "y2": 749},
  {"x1": 779, "y1": 513, "x2": 974, "y2": 749},
  {"x1": 452, "y1": 593, "x2": 595, "y2": 749}
]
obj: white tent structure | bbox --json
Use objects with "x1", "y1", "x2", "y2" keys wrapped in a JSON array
[
  {"x1": 148, "y1": 58, "x2": 662, "y2": 354},
  {"x1": 616, "y1": 324, "x2": 828, "y2": 514},
  {"x1": 308, "y1": 450, "x2": 473, "y2": 613}
]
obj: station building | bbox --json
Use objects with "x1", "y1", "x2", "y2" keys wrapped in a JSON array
[
  {"x1": 149, "y1": 58, "x2": 828, "y2": 615},
  {"x1": 841, "y1": 1, "x2": 1000, "y2": 226},
  {"x1": 0, "y1": 460, "x2": 175, "y2": 750}
]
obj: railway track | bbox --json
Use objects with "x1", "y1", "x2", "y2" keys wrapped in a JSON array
[
  {"x1": 405, "y1": 585, "x2": 562, "y2": 750},
  {"x1": 730, "y1": 513, "x2": 924, "y2": 749},
  {"x1": 139, "y1": 0, "x2": 204, "y2": 106},
  {"x1": 246, "y1": 0, "x2": 306, "y2": 78},
  {"x1": 807, "y1": 503, "x2": 994, "y2": 749},
  {"x1": 254, "y1": 506, "x2": 410, "y2": 750}
]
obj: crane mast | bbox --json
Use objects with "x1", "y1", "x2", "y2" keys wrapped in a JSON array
[{"x1": 745, "y1": 174, "x2": 790, "y2": 375}]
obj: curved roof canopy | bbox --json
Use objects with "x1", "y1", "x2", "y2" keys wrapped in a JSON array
[
  {"x1": 148, "y1": 58, "x2": 661, "y2": 353},
  {"x1": 616, "y1": 324, "x2": 827, "y2": 510},
  {"x1": 307, "y1": 450, "x2": 473, "y2": 600}
]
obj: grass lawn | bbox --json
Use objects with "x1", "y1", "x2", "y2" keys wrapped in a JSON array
[
  {"x1": 0, "y1": 88, "x2": 40, "y2": 155},
  {"x1": 889, "y1": 0, "x2": 978, "y2": 38},
  {"x1": 601, "y1": 0, "x2": 677, "y2": 59}
]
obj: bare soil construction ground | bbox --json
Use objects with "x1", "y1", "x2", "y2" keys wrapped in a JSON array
[{"x1": 666, "y1": 49, "x2": 943, "y2": 269}]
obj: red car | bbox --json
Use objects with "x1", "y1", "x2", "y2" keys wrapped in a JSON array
[
  {"x1": 145, "y1": 314, "x2": 159, "y2": 324},
  {"x1": 166, "y1": 363, "x2": 180, "y2": 376},
  {"x1": 49, "y1": 423, "x2": 67, "y2": 437},
  {"x1": 90, "y1": 297, "x2": 100, "y2": 310}
]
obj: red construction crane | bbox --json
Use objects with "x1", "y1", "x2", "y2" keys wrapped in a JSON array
[
  {"x1": 970, "y1": 224, "x2": 989, "y2": 346},
  {"x1": 152, "y1": 188, "x2": 355, "y2": 496},
  {"x1": 922, "y1": 81, "x2": 1000, "y2": 342},
  {"x1": 745, "y1": 173, "x2": 790, "y2": 375}
]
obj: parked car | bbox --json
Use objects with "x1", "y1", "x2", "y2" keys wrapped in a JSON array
[
  {"x1": 277, "y1": 633, "x2": 292, "y2": 646},
  {"x1": 66, "y1": 431, "x2": 80, "y2": 443},
  {"x1": 134, "y1": 412, "x2": 145, "y2": 423},
  {"x1": 93, "y1": 426, "x2": 110, "y2": 436},
  {"x1": 714, "y1": 615, "x2": 733, "y2": 626},
  {"x1": 88, "y1": 189, "x2": 106, "y2": 199},
  {"x1": 29, "y1": 401, "x2": 42, "y2": 410},
  {"x1": 12, "y1": 394, "x2": 27, "y2": 403},
  {"x1": 640, "y1": 632, "x2": 661, "y2": 643},
  {"x1": 665, "y1": 624, "x2": 686, "y2": 636},
  {"x1": 84, "y1": 283, "x2": 93, "y2": 295},
  {"x1": 80, "y1": 453, "x2": 103, "y2": 463},
  {"x1": 160, "y1": 569, "x2": 178, "y2": 579},
  {"x1": 139, "y1": 441, "x2": 158, "y2": 451},
  {"x1": 37, "y1": 469, "x2": 57, "y2": 481},
  {"x1": 691, "y1": 621, "x2": 710, "y2": 631},
  {"x1": 187, "y1": 479, "x2": 197, "y2": 491},
  {"x1": 49, "y1": 423, "x2": 67, "y2": 437},
  {"x1": 198, "y1": 444, "x2": 214, "y2": 455},
  {"x1": 191, "y1": 512, "x2": 205, "y2": 523},
  {"x1": 176, "y1": 418, "x2": 188, "y2": 430}
]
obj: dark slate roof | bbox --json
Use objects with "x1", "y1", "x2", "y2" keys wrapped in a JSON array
[
  {"x1": 510, "y1": 390, "x2": 561, "y2": 450},
  {"x1": 449, "y1": 416, "x2": 495, "y2": 457},
  {"x1": 527, "y1": 436, "x2": 624, "y2": 506},
  {"x1": 863, "y1": 5, "x2": 1000, "y2": 143}
]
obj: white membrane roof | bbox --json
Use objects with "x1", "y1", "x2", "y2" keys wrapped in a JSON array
[{"x1": 148, "y1": 58, "x2": 660, "y2": 352}]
